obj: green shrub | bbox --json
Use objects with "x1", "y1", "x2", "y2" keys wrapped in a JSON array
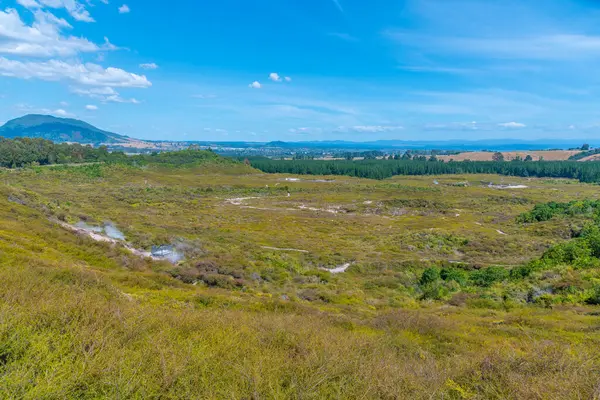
[
  {"x1": 542, "y1": 239, "x2": 592, "y2": 265},
  {"x1": 420, "y1": 282, "x2": 450, "y2": 300},
  {"x1": 440, "y1": 267, "x2": 468, "y2": 286},
  {"x1": 470, "y1": 266, "x2": 509, "y2": 287},
  {"x1": 586, "y1": 286, "x2": 600, "y2": 305},
  {"x1": 420, "y1": 267, "x2": 441, "y2": 285},
  {"x1": 581, "y1": 224, "x2": 600, "y2": 257},
  {"x1": 509, "y1": 265, "x2": 534, "y2": 279}
]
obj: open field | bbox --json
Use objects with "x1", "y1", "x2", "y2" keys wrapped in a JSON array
[
  {"x1": 581, "y1": 154, "x2": 600, "y2": 162},
  {"x1": 437, "y1": 150, "x2": 582, "y2": 162},
  {"x1": 1, "y1": 158, "x2": 600, "y2": 398}
]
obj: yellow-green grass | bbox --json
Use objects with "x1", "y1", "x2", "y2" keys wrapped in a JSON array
[{"x1": 1, "y1": 163, "x2": 600, "y2": 398}]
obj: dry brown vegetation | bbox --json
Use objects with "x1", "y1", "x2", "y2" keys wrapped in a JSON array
[{"x1": 580, "y1": 154, "x2": 600, "y2": 162}]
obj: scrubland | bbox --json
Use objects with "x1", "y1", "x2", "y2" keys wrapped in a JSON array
[{"x1": 1, "y1": 156, "x2": 599, "y2": 398}]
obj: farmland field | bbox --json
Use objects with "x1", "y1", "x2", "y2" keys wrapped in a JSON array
[{"x1": 437, "y1": 150, "x2": 582, "y2": 162}]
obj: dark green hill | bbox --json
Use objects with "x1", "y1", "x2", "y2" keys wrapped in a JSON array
[{"x1": 0, "y1": 114, "x2": 131, "y2": 144}]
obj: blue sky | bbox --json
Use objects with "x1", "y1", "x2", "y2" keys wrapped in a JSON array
[{"x1": 1, "y1": 0, "x2": 600, "y2": 142}]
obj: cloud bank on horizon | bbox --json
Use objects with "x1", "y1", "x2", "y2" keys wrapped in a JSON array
[{"x1": 1, "y1": 0, "x2": 600, "y2": 142}]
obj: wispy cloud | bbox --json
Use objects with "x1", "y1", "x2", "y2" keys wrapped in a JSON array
[
  {"x1": 499, "y1": 122, "x2": 526, "y2": 128},
  {"x1": 386, "y1": 31, "x2": 600, "y2": 61},
  {"x1": 397, "y1": 65, "x2": 475, "y2": 74},
  {"x1": 118, "y1": 4, "x2": 130, "y2": 14},
  {"x1": 335, "y1": 125, "x2": 404, "y2": 133},
  {"x1": 288, "y1": 127, "x2": 322, "y2": 135},
  {"x1": 15, "y1": 103, "x2": 75, "y2": 117},
  {"x1": 17, "y1": 0, "x2": 97, "y2": 22},
  {"x1": 331, "y1": 0, "x2": 343, "y2": 13},
  {"x1": 191, "y1": 94, "x2": 217, "y2": 99},
  {"x1": 328, "y1": 32, "x2": 358, "y2": 42},
  {"x1": 139, "y1": 63, "x2": 158, "y2": 70},
  {"x1": 71, "y1": 87, "x2": 141, "y2": 104}
]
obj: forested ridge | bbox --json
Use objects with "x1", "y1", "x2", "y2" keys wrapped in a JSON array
[{"x1": 249, "y1": 158, "x2": 600, "y2": 183}]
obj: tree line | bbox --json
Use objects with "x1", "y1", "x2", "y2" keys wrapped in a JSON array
[
  {"x1": 0, "y1": 138, "x2": 230, "y2": 169},
  {"x1": 0, "y1": 137, "x2": 116, "y2": 168},
  {"x1": 248, "y1": 158, "x2": 600, "y2": 183}
]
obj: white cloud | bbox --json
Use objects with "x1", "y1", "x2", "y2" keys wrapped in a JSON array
[
  {"x1": 118, "y1": 4, "x2": 130, "y2": 14},
  {"x1": 34, "y1": 9, "x2": 72, "y2": 28},
  {"x1": 54, "y1": 108, "x2": 69, "y2": 116},
  {"x1": 17, "y1": 0, "x2": 41, "y2": 7},
  {"x1": 269, "y1": 72, "x2": 281, "y2": 82},
  {"x1": 85, "y1": 104, "x2": 98, "y2": 110},
  {"x1": 284, "y1": 76, "x2": 292, "y2": 82},
  {"x1": 15, "y1": 103, "x2": 75, "y2": 117},
  {"x1": 71, "y1": 87, "x2": 140, "y2": 103},
  {"x1": 139, "y1": 62, "x2": 158, "y2": 70},
  {"x1": 335, "y1": 125, "x2": 404, "y2": 133},
  {"x1": 1, "y1": 2, "x2": 147, "y2": 105},
  {"x1": 498, "y1": 121, "x2": 526, "y2": 128},
  {"x1": 72, "y1": 86, "x2": 117, "y2": 96},
  {"x1": 16, "y1": 103, "x2": 73, "y2": 117},
  {"x1": 248, "y1": 81, "x2": 261, "y2": 89},
  {"x1": 17, "y1": 0, "x2": 96, "y2": 23},
  {"x1": 0, "y1": 57, "x2": 151, "y2": 88},
  {"x1": 0, "y1": 8, "x2": 114, "y2": 57}
]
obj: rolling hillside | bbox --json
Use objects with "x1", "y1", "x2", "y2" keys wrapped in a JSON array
[{"x1": 0, "y1": 114, "x2": 132, "y2": 145}]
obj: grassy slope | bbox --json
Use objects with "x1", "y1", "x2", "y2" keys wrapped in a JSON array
[{"x1": 0, "y1": 162, "x2": 600, "y2": 398}]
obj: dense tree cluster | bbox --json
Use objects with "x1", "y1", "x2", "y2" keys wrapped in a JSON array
[
  {"x1": 517, "y1": 199, "x2": 600, "y2": 223},
  {"x1": 130, "y1": 149, "x2": 222, "y2": 166},
  {"x1": 0, "y1": 137, "x2": 113, "y2": 168},
  {"x1": 340, "y1": 151, "x2": 385, "y2": 160},
  {"x1": 0, "y1": 139, "x2": 228, "y2": 169},
  {"x1": 249, "y1": 158, "x2": 600, "y2": 183}
]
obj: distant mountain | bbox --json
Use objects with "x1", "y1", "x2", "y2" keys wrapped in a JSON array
[{"x1": 0, "y1": 114, "x2": 131, "y2": 144}]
